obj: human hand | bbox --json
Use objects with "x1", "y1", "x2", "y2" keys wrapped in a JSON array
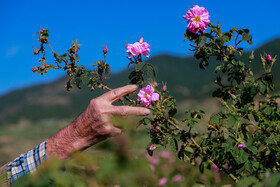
[{"x1": 47, "y1": 85, "x2": 150, "y2": 159}]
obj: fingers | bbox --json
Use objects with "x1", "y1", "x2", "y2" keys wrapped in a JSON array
[
  {"x1": 101, "y1": 85, "x2": 138, "y2": 103},
  {"x1": 112, "y1": 106, "x2": 150, "y2": 116}
]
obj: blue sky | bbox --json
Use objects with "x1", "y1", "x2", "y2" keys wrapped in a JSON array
[{"x1": 1, "y1": 0, "x2": 280, "y2": 95}]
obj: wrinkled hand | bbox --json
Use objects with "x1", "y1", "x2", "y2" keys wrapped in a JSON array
[{"x1": 47, "y1": 85, "x2": 150, "y2": 159}]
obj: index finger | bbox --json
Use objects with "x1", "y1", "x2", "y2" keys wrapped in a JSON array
[{"x1": 101, "y1": 85, "x2": 138, "y2": 103}]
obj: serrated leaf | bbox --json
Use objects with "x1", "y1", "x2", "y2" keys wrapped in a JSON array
[
  {"x1": 210, "y1": 114, "x2": 221, "y2": 125},
  {"x1": 198, "y1": 36, "x2": 207, "y2": 47},
  {"x1": 105, "y1": 64, "x2": 111, "y2": 74},
  {"x1": 265, "y1": 138, "x2": 274, "y2": 144},
  {"x1": 169, "y1": 138, "x2": 178, "y2": 152},
  {"x1": 223, "y1": 127, "x2": 229, "y2": 139},
  {"x1": 81, "y1": 72, "x2": 89, "y2": 85},
  {"x1": 247, "y1": 145, "x2": 258, "y2": 155},
  {"x1": 235, "y1": 149, "x2": 249, "y2": 164},
  {"x1": 215, "y1": 37, "x2": 224, "y2": 47},
  {"x1": 135, "y1": 62, "x2": 145, "y2": 72},
  {"x1": 143, "y1": 65, "x2": 154, "y2": 81},
  {"x1": 168, "y1": 108, "x2": 177, "y2": 117},
  {"x1": 228, "y1": 114, "x2": 236, "y2": 127}
]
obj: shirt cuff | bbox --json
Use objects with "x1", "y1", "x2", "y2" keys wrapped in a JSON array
[{"x1": 7, "y1": 140, "x2": 47, "y2": 184}]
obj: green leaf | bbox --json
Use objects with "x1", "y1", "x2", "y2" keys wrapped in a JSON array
[
  {"x1": 257, "y1": 80, "x2": 266, "y2": 94},
  {"x1": 236, "y1": 176, "x2": 258, "y2": 187},
  {"x1": 245, "y1": 162, "x2": 253, "y2": 173},
  {"x1": 223, "y1": 127, "x2": 229, "y2": 139},
  {"x1": 210, "y1": 114, "x2": 221, "y2": 125},
  {"x1": 227, "y1": 114, "x2": 236, "y2": 127},
  {"x1": 199, "y1": 162, "x2": 205, "y2": 173},
  {"x1": 135, "y1": 62, "x2": 145, "y2": 72},
  {"x1": 247, "y1": 145, "x2": 258, "y2": 155},
  {"x1": 93, "y1": 61, "x2": 102, "y2": 66},
  {"x1": 198, "y1": 36, "x2": 207, "y2": 47},
  {"x1": 143, "y1": 64, "x2": 155, "y2": 81},
  {"x1": 215, "y1": 37, "x2": 224, "y2": 47},
  {"x1": 169, "y1": 138, "x2": 178, "y2": 152},
  {"x1": 184, "y1": 147, "x2": 194, "y2": 153},
  {"x1": 222, "y1": 32, "x2": 231, "y2": 43},
  {"x1": 264, "y1": 174, "x2": 280, "y2": 187},
  {"x1": 265, "y1": 138, "x2": 274, "y2": 144},
  {"x1": 105, "y1": 64, "x2": 111, "y2": 74},
  {"x1": 81, "y1": 72, "x2": 89, "y2": 85},
  {"x1": 235, "y1": 149, "x2": 249, "y2": 164},
  {"x1": 168, "y1": 108, "x2": 177, "y2": 117}
]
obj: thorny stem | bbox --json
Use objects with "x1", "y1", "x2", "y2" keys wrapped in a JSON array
[{"x1": 190, "y1": 137, "x2": 239, "y2": 183}]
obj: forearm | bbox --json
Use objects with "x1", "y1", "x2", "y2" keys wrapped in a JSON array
[{"x1": 47, "y1": 109, "x2": 106, "y2": 159}]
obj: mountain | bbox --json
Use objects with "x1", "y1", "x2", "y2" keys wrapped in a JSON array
[{"x1": 1, "y1": 38, "x2": 280, "y2": 126}]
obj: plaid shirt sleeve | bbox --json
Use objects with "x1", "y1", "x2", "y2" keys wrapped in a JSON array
[{"x1": 6, "y1": 140, "x2": 47, "y2": 185}]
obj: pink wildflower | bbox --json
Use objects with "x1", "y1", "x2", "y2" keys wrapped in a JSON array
[
  {"x1": 183, "y1": 5, "x2": 210, "y2": 34},
  {"x1": 137, "y1": 85, "x2": 159, "y2": 107},
  {"x1": 126, "y1": 37, "x2": 151, "y2": 58},
  {"x1": 149, "y1": 145, "x2": 156, "y2": 151},
  {"x1": 158, "y1": 177, "x2": 168, "y2": 186},
  {"x1": 237, "y1": 144, "x2": 246, "y2": 148},
  {"x1": 172, "y1": 174, "x2": 183, "y2": 182},
  {"x1": 32, "y1": 68, "x2": 35, "y2": 72},
  {"x1": 267, "y1": 54, "x2": 272, "y2": 62}
]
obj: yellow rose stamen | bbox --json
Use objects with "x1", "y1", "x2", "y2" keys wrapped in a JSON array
[{"x1": 194, "y1": 16, "x2": 200, "y2": 23}]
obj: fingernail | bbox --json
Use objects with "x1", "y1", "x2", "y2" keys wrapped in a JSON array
[{"x1": 144, "y1": 109, "x2": 150, "y2": 115}]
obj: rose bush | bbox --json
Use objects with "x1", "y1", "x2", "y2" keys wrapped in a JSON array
[{"x1": 28, "y1": 4, "x2": 280, "y2": 186}]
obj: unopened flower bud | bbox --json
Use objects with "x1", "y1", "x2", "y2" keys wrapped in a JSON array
[
  {"x1": 153, "y1": 126, "x2": 160, "y2": 132},
  {"x1": 163, "y1": 85, "x2": 167, "y2": 91},
  {"x1": 103, "y1": 46, "x2": 108, "y2": 54},
  {"x1": 33, "y1": 47, "x2": 40, "y2": 55},
  {"x1": 41, "y1": 65, "x2": 45, "y2": 70},
  {"x1": 260, "y1": 57, "x2": 265, "y2": 63},
  {"x1": 230, "y1": 94, "x2": 236, "y2": 98},
  {"x1": 149, "y1": 145, "x2": 156, "y2": 151},
  {"x1": 249, "y1": 51, "x2": 254, "y2": 61},
  {"x1": 267, "y1": 54, "x2": 272, "y2": 62},
  {"x1": 32, "y1": 66, "x2": 38, "y2": 72}
]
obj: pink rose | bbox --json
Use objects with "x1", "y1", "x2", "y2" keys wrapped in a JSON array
[
  {"x1": 137, "y1": 85, "x2": 159, "y2": 107},
  {"x1": 126, "y1": 37, "x2": 151, "y2": 58},
  {"x1": 183, "y1": 5, "x2": 210, "y2": 34}
]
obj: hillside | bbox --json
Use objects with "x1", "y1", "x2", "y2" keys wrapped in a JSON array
[{"x1": 1, "y1": 38, "x2": 280, "y2": 125}]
